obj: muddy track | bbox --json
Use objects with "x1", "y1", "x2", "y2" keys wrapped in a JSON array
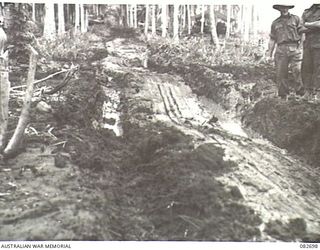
[{"x1": 104, "y1": 38, "x2": 320, "y2": 240}]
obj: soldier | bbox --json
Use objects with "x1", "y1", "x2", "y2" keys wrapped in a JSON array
[
  {"x1": 300, "y1": 4, "x2": 320, "y2": 101},
  {"x1": 266, "y1": 4, "x2": 304, "y2": 99}
]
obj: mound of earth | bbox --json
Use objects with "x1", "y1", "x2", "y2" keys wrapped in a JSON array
[{"x1": 243, "y1": 98, "x2": 320, "y2": 166}]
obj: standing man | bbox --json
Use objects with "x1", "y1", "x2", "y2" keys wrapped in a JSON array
[
  {"x1": 300, "y1": 4, "x2": 320, "y2": 101},
  {"x1": 267, "y1": 4, "x2": 304, "y2": 99}
]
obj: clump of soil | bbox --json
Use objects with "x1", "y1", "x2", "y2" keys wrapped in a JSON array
[
  {"x1": 264, "y1": 218, "x2": 308, "y2": 241},
  {"x1": 243, "y1": 98, "x2": 320, "y2": 166}
]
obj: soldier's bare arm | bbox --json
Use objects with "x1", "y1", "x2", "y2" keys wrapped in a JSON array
[
  {"x1": 304, "y1": 20, "x2": 320, "y2": 29},
  {"x1": 266, "y1": 39, "x2": 276, "y2": 58}
]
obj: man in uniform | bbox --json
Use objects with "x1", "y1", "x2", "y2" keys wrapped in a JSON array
[
  {"x1": 300, "y1": 4, "x2": 320, "y2": 101},
  {"x1": 267, "y1": 4, "x2": 304, "y2": 99}
]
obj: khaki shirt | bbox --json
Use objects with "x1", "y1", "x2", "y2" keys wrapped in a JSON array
[
  {"x1": 302, "y1": 4, "x2": 320, "y2": 48},
  {"x1": 270, "y1": 14, "x2": 302, "y2": 44}
]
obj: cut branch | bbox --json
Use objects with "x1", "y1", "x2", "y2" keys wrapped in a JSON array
[
  {"x1": 43, "y1": 66, "x2": 78, "y2": 95},
  {"x1": 4, "y1": 46, "x2": 38, "y2": 156},
  {"x1": 33, "y1": 69, "x2": 68, "y2": 85},
  {"x1": 12, "y1": 66, "x2": 78, "y2": 90}
]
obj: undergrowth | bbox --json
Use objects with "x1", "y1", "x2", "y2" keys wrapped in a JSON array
[{"x1": 147, "y1": 36, "x2": 265, "y2": 68}]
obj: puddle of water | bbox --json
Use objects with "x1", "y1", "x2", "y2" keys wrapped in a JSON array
[{"x1": 219, "y1": 120, "x2": 248, "y2": 138}]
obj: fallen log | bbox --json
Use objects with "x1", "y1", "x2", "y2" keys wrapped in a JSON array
[{"x1": 3, "y1": 46, "x2": 38, "y2": 156}]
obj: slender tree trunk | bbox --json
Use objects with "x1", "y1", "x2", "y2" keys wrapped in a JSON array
[
  {"x1": 145, "y1": 4, "x2": 149, "y2": 35},
  {"x1": 239, "y1": 5, "x2": 244, "y2": 35},
  {"x1": 80, "y1": 4, "x2": 85, "y2": 33},
  {"x1": 187, "y1": 5, "x2": 191, "y2": 35},
  {"x1": 134, "y1": 4, "x2": 137, "y2": 28},
  {"x1": 151, "y1": 5, "x2": 156, "y2": 35},
  {"x1": 256, "y1": 5, "x2": 261, "y2": 35},
  {"x1": 57, "y1": 3, "x2": 65, "y2": 35},
  {"x1": 190, "y1": 5, "x2": 195, "y2": 28},
  {"x1": 226, "y1": 4, "x2": 231, "y2": 39},
  {"x1": 43, "y1": 3, "x2": 56, "y2": 39},
  {"x1": 201, "y1": 5, "x2": 205, "y2": 34},
  {"x1": 4, "y1": 47, "x2": 38, "y2": 156},
  {"x1": 75, "y1": 3, "x2": 80, "y2": 33},
  {"x1": 120, "y1": 5, "x2": 125, "y2": 27},
  {"x1": 94, "y1": 4, "x2": 98, "y2": 17},
  {"x1": 67, "y1": 4, "x2": 72, "y2": 27},
  {"x1": 173, "y1": 4, "x2": 179, "y2": 41},
  {"x1": 32, "y1": 3, "x2": 36, "y2": 21},
  {"x1": 65, "y1": 4, "x2": 69, "y2": 28},
  {"x1": 182, "y1": 5, "x2": 186, "y2": 30},
  {"x1": 119, "y1": 5, "x2": 126, "y2": 27},
  {"x1": 244, "y1": 4, "x2": 250, "y2": 42},
  {"x1": 130, "y1": 5, "x2": 134, "y2": 27},
  {"x1": 252, "y1": 5, "x2": 258, "y2": 40},
  {"x1": 161, "y1": 4, "x2": 167, "y2": 37},
  {"x1": 85, "y1": 7, "x2": 88, "y2": 32},
  {"x1": 126, "y1": 4, "x2": 130, "y2": 27},
  {"x1": 210, "y1": 5, "x2": 220, "y2": 51}
]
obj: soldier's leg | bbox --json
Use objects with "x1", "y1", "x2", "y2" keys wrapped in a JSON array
[
  {"x1": 275, "y1": 50, "x2": 289, "y2": 98},
  {"x1": 301, "y1": 45, "x2": 314, "y2": 93},
  {"x1": 290, "y1": 48, "x2": 304, "y2": 96},
  {"x1": 312, "y1": 48, "x2": 320, "y2": 99}
]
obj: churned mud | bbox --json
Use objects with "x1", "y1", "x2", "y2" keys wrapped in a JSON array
[{"x1": 0, "y1": 27, "x2": 319, "y2": 241}]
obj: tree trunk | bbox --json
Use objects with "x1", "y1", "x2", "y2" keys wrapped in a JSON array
[
  {"x1": 210, "y1": 5, "x2": 220, "y2": 51},
  {"x1": 57, "y1": 3, "x2": 65, "y2": 35},
  {"x1": 80, "y1": 4, "x2": 85, "y2": 33},
  {"x1": 190, "y1": 5, "x2": 195, "y2": 28},
  {"x1": 252, "y1": 5, "x2": 258, "y2": 40},
  {"x1": 145, "y1": 4, "x2": 149, "y2": 35},
  {"x1": 65, "y1": 4, "x2": 69, "y2": 28},
  {"x1": 130, "y1": 5, "x2": 134, "y2": 27},
  {"x1": 119, "y1": 5, "x2": 127, "y2": 27},
  {"x1": 94, "y1": 4, "x2": 98, "y2": 17},
  {"x1": 201, "y1": 5, "x2": 205, "y2": 34},
  {"x1": 4, "y1": 47, "x2": 38, "y2": 156},
  {"x1": 226, "y1": 4, "x2": 231, "y2": 39},
  {"x1": 32, "y1": 3, "x2": 36, "y2": 21},
  {"x1": 187, "y1": 5, "x2": 191, "y2": 35},
  {"x1": 182, "y1": 5, "x2": 186, "y2": 30},
  {"x1": 75, "y1": 3, "x2": 80, "y2": 33},
  {"x1": 244, "y1": 4, "x2": 250, "y2": 42},
  {"x1": 151, "y1": 5, "x2": 156, "y2": 35},
  {"x1": 85, "y1": 7, "x2": 88, "y2": 32},
  {"x1": 239, "y1": 5, "x2": 244, "y2": 35},
  {"x1": 134, "y1": 4, "x2": 137, "y2": 29},
  {"x1": 161, "y1": 4, "x2": 167, "y2": 38},
  {"x1": 0, "y1": 51, "x2": 9, "y2": 151},
  {"x1": 126, "y1": 4, "x2": 130, "y2": 27},
  {"x1": 43, "y1": 3, "x2": 56, "y2": 39},
  {"x1": 173, "y1": 4, "x2": 179, "y2": 41},
  {"x1": 68, "y1": 4, "x2": 73, "y2": 27}
]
